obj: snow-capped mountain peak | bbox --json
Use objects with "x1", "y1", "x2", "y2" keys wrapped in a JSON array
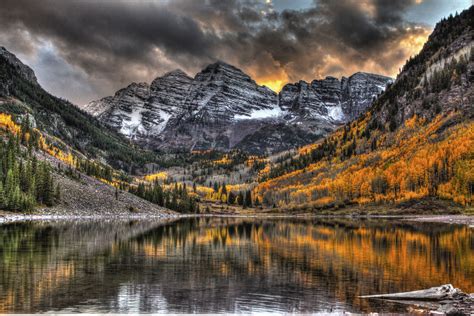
[{"x1": 82, "y1": 62, "x2": 392, "y2": 153}]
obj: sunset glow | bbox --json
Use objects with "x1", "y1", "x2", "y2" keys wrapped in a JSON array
[{"x1": 259, "y1": 79, "x2": 286, "y2": 92}]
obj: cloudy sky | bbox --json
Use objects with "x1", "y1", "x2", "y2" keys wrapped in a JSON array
[{"x1": 1, "y1": 0, "x2": 471, "y2": 105}]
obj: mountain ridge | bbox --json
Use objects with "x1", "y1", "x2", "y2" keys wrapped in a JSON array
[{"x1": 84, "y1": 61, "x2": 392, "y2": 154}]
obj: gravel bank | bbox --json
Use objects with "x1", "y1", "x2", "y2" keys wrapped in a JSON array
[
  {"x1": 407, "y1": 215, "x2": 474, "y2": 226},
  {"x1": 0, "y1": 152, "x2": 178, "y2": 221}
]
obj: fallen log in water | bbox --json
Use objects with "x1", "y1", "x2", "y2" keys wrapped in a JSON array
[
  {"x1": 360, "y1": 284, "x2": 474, "y2": 314},
  {"x1": 360, "y1": 284, "x2": 468, "y2": 301}
]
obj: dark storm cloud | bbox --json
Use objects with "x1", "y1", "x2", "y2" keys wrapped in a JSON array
[
  {"x1": 1, "y1": 0, "x2": 216, "y2": 74},
  {"x1": 0, "y1": 0, "x2": 441, "y2": 104},
  {"x1": 238, "y1": 0, "x2": 429, "y2": 82}
]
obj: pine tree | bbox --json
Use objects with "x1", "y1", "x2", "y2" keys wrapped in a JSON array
[
  {"x1": 237, "y1": 192, "x2": 244, "y2": 206},
  {"x1": 0, "y1": 182, "x2": 5, "y2": 209},
  {"x1": 245, "y1": 190, "x2": 252, "y2": 208},
  {"x1": 55, "y1": 184, "x2": 61, "y2": 203},
  {"x1": 228, "y1": 191, "x2": 236, "y2": 204}
]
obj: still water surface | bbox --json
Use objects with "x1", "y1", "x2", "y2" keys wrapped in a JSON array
[{"x1": 0, "y1": 217, "x2": 473, "y2": 313}]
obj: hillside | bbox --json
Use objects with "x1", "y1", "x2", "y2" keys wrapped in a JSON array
[
  {"x1": 0, "y1": 48, "x2": 179, "y2": 216},
  {"x1": 0, "y1": 47, "x2": 164, "y2": 172},
  {"x1": 253, "y1": 8, "x2": 474, "y2": 212},
  {"x1": 0, "y1": 112, "x2": 174, "y2": 217}
]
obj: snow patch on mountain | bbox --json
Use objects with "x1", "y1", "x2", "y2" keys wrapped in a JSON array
[
  {"x1": 328, "y1": 106, "x2": 344, "y2": 121},
  {"x1": 155, "y1": 110, "x2": 172, "y2": 134},
  {"x1": 119, "y1": 108, "x2": 143, "y2": 137},
  {"x1": 234, "y1": 106, "x2": 285, "y2": 120}
]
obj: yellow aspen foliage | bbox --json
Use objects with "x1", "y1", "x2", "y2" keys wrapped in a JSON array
[
  {"x1": 144, "y1": 172, "x2": 168, "y2": 182},
  {"x1": 255, "y1": 114, "x2": 474, "y2": 207},
  {"x1": 0, "y1": 113, "x2": 21, "y2": 134}
]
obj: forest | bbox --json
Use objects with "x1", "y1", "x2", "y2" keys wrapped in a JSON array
[
  {"x1": 255, "y1": 114, "x2": 473, "y2": 209},
  {"x1": 0, "y1": 114, "x2": 59, "y2": 211},
  {"x1": 254, "y1": 43, "x2": 473, "y2": 210}
]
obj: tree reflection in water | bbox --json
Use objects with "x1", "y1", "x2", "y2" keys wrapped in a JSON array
[{"x1": 0, "y1": 218, "x2": 472, "y2": 313}]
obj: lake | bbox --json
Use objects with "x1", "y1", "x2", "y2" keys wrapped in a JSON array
[{"x1": 0, "y1": 217, "x2": 473, "y2": 313}]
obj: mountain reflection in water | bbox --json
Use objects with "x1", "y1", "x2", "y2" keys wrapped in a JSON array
[{"x1": 0, "y1": 217, "x2": 472, "y2": 313}]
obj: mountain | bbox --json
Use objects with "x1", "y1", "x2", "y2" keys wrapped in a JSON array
[
  {"x1": 254, "y1": 7, "x2": 474, "y2": 211},
  {"x1": 0, "y1": 47, "x2": 178, "y2": 216},
  {"x1": 0, "y1": 46, "x2": 159, "y2": 171},
  {"x1": 0, "y1": 47, "x2": 38, "y2": 89},
  {"x1": 151, "y1": 62, "x2": 280, "y2": 152},
  {"x1": 84, "y1": 62, "x2": 391, "y2": 154},
  {"x1": 280, "y1": 72, "x2": 391, "y2": 122}
]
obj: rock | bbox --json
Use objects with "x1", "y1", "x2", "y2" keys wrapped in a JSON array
[
  {"x1": 0, "y1": 47, "x2": 38, "y2": 85},
  {"x1": 83, "y1": 61, "x2": 391, "y2": 154},
  {"x1": 0, "y1": 46, "x2": 38, "y2": 96},
  {"x1": 279, "y1": 72, "x2": 392, "y2": 123},
  {"x1": 342, "y1": 72, "x2": 393, "y2": 120},
  {"x1": 182, "y1": 61, "x2": 278, "y2": 122},
  {"x1": 156, "y1": 61, "x2": 280, "y2": 151}
]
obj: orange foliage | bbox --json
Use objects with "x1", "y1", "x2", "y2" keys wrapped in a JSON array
[
  {"x1": 256, "y1": 113, "x2": 474, "y2": 207},
  {"x1": 37, "y1": 133, "x2": 75, "y2": 166},
  {"x1": 213, "y1": 155, "x2": 233, "y2": 165},
  {"x1": 0, "y1": 113, "x2": 75, "y2": 166}
]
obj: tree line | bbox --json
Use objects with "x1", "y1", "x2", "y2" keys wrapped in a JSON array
[
  {"x1": 0, "y1": 131, "x2": 59, "y2": 212},
  {"x1": 129, "y1": 180, "x2": 199, "y2": 213}
]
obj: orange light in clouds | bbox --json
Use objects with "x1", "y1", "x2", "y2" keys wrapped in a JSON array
[
  {"x1": 400, "y1": 32, "x2": 429, "y2": 52},
  {"x1": 254, "y1": 27, "x2": 430, "y2": 90},
  {"x1": 259, "y1": 79, "x2": 285, "y2": 92}
]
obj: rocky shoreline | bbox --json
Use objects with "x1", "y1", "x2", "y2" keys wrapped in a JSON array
[
  {"x1": 0, "y1": 212, "x2": 180, "y2": 223},
  {"x1": 407, "y1": 215, "x2": 474, "y2": 226},
  {"x1": 2, "y1": 211, "x2": 473, "y2": 226}
]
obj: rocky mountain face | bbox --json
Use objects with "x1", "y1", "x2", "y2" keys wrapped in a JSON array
[
  {"x1": 181, "y1": 62, "x2": 278, "y2": 122},
  {"x1": 83, "y1": 61, "x2": 391, "y2": 154},
  {"x1": 280, "y1": 72, "x2": 391, "y2": 122},
  {"x1": 0, "y1": 46, "x2": 38, "y2": 95},
  {"x1": 369, "y1": 8, "x2": 474, "y2": 130}
]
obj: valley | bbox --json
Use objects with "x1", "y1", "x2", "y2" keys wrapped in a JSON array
[
  {"x1": 0, "y1": 7, "x2": 472, "y2": 219},
  {"x1": 0, "y1": 2, "x2": 474, "y2": 315}
]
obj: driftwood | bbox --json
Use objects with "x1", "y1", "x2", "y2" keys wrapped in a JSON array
[
  {"x1": 360, "y1": 284, "x2": 468, "y2": 301},
  {"x1": 360, "y1": 284, "x2": 474, "y2": 314}
]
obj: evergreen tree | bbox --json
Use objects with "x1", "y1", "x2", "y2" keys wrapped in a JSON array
[
  {"x1": 255, "y1": 196, "x2": 260, "y2": 207},
  {"x1": 227, "y1": 191, "x2": 236, "y2": 205},
  {"x1": 237, "y1": 192, "x2": 244, "y2": 206},
  {"x1": 245, "y1": 190, "x2": 252, "y2": 208},
  {"x1": 0, "y1": 182, "x2": 5, "y2": 209},
  {"x1": 55, "y1": 184, "x2": 61, "y2": 203}
]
